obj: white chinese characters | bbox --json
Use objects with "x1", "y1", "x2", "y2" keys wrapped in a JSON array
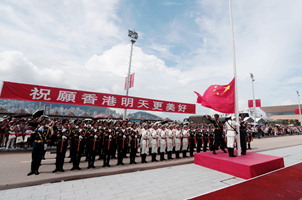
[
  {"x1": 121, "y1": 97, "x2": 134, "y2": 107},
  {"x1": 102, "y1": 96, "x2": 117, "y2": 106},
  {"x1": 57, "y1": 91, "x2": 77, "y2": 103},
  {"x1": 30, "y1": 88, "x2": 51, "y2": 101},
  {"x1": 82, "y1": 94, "x2": 98, "y2": 105}
]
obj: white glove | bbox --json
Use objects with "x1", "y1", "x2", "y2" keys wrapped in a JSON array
[
  {"x1": 135, "y1": 135, "x2": 137, "y2": 138},
  {"x1": 79, "y1": 136, "x2": 83, "y2": 140},
  {"x1": 156, "y1": 135, "x2": 159, "y2": 138},
  {"x1": 44, "y1": 144, "x2": 47, "y2": 148},
  {"x1": 109, "y1": 135, "x2": 112, "y2": 139},
  {"x1": 146, "y1": 135, "x2": 149, "y2": 139},
  {"x1": 123, "y1": 135, "x2": 126, "y2": 138},
  {"x1": 94, "y1": 135, "x2": 98, "y2": 139},
  {"x1": 62, "y1": 136, "x2": 67, "y2": 140}
]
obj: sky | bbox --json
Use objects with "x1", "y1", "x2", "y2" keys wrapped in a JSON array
[{"x1": 0, "y1": 0, "x2": 302, "y2": 120}]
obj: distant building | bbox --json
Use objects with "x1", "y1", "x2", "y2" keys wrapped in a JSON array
[{"x1": 260, "y1": 104, "x2": 301, "y2": 122}]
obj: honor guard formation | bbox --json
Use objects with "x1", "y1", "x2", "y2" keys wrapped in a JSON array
[{"x1": 0, "y1": 115, "x2": 301, "y2": 176}]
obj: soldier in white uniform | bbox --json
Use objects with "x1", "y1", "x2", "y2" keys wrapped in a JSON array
[
  {"x1": 140, "y1": 123, "x2": 149, "y2": 163},
  {"x1": 166, "y1": 125, "x2": 174, "y2": 160},
  {"x1": 174, "y1": 125, "x2": 182, "y2": 159},
  {"x1": 182, "y1": 125, "x2": 189, "y2": 158},
  {"x1": 225, "y1": 115, "x2": 240, "y2": 157},
  {"x1": 159, "y1": 125, "x2": 167, "y2": 161},
  {"x1": 150, "y1": 124, "x2": 159, "y2": 162}
]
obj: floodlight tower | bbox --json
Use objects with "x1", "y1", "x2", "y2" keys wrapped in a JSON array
[
  {"x1": 250, "y1": 73, "x2": 256, "y2": 124},
  {"x1": 123, "y1": 30, "x2": 138, "y2": 120}
]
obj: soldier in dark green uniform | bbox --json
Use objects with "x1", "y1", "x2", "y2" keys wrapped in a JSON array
[
  {"x1": 87, "y1": 123, "x2": 98, "y2": 169},
  {"x1": 27, "y1": 121, "x2": 47, "y2": 176},
  {"x1": 52, "y1": 123, "x2": 68, "y2": 173},
  {"x1": 240, "y1": 114, "x2": 247, "y2": 155},
  {"x1": 70, "y1": 125, "x2": 83, "y2": 171},
  {"x1": 202, "y1": 126, "x2": 209, "y2": 152},
  {"x1": 129, "y1": 123, "x2": 138, "y2": 164},
  {"x1": 117, "y1": 123, "x2": 126, "y2": 165},
  {"x1": 103, "y1": 124, "x2": 114, "y2": 167},
  {"x1": 206, "y1": 114, "x2": 227, "y2": 155},
  {"x1": 188, "y1": 126, "x2": 196, "y2": 157},
  {"x1": 196, "y1": 126, "x2": 203, "y2": 153}
]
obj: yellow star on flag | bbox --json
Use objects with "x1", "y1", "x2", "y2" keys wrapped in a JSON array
[{"x1": 224, "y1": 85, "x2": 230, "y2": 92}]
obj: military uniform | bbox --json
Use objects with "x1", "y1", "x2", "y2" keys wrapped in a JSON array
[
  {"x1": 129, "y1": 126, "x2": 138, "y2": 164},
  {"x1": 166, "y1": 127, "x2": 174, "y2": 159},
  {"x1": 202, "y1": 127, "x2": 209, "y2": 152},
  {"x1": 188, "y1": 128, "x2": 196, "y2": 157},
  {"x1": 174, "y1": 126, "x2": 182, "y2": 159},
  {"x1": 196, "y1": 128, "x2": 203, "y2": 153},
  {"x1": 103, "y1": 127, "x2": 114, "y2": 167},
  {"x1": 117, "y1": 126, "x2": 126, "y2": 165},
  {"x1": 140, "y1": 124, "x2": 149, "y2": 163},
  {"x1": 240, "y1": 118, "x2": 248, "y2": 155},
  {"x1": 27, "y1": 126, "x2": 46, "y2": 176},
  {"x1": 159, "y1": 126, "x2": 167, "y2": 161},
  {"x1": 87, "y1": 128, "x2": 98, "y2": 169},
  {"x1": 207, "y1": 115, "x2": 227, "y2": 155},
  {"x1": 71, "y1": 129, "x2": 83, "y2": 170},
  {"x1": 52, "y1": 126, "x2": 68, "y2": 173},
  {"x1": 150, "y1": 125, "x2": 159, "y2": 162},
  {"x1": 182, "y1": 127, "x2": 189, "y2": 158}
]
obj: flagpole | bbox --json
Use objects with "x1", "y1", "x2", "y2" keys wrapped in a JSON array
[{"x1": 228, "y1": 0, "x2": 241, "y2": 156}]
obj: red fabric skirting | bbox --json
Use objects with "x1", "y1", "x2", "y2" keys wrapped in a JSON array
[{"x1": 194, "y1": 150, "x2": 284, "y2": 179}]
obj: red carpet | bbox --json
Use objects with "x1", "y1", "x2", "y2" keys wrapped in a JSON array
[
  {"x1": 194, "y1": 150, "x2": 284, "y2": 179},
  {"x1": 190, "y1": 162, "x2": 302, "y2": 200}
]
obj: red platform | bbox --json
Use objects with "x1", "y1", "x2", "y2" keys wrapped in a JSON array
[{"x1": 194, "y1": 150, "x2": 284, "y2": 179}]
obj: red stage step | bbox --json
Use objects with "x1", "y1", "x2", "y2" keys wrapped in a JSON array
[{"x1": 194, "y1": 150, "x2": 284, "y2": 179}]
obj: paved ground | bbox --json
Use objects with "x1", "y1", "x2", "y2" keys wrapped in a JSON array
[{"x1": 0, "y1": 135, "x2": 301, "y2": 199}]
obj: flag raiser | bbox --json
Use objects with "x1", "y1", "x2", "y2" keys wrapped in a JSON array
[{"x1": 194, "y1": 78, "x2": 235, "y2": 113}]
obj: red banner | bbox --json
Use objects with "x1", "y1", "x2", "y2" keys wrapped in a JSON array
[
  {"x1": 248, "y1": 99, "x2": 261, "y2": 108},
  {"x1": 124, "y1": 73, "x2": 135, "y2": 90},
  {"x1": 255, "y1": 99, "x2": 261, "y2": 107},
  {"x1": 295, "y1": 109, "x2": 302, "y2": 114},
  {"x1": 248, "y1": 100, "x2": 253, "y2": 108},
  {"x1": 0, "y1": 81, "x2": 195, "y2": 114}
]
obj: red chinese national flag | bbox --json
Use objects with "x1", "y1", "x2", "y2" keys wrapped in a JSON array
[{"x1": 194, "y1": 78, "x2": 235, "y2": 113}]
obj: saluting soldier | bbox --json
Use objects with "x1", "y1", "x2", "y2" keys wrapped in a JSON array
[
  {"x1": 196, "y1": 126, "x2": 203, "y2": 153},
  {"x1": 129, "y1": 123, "x2": 138, "y2": 164},
  {"x1": 28, "y1": 121, "x2": 48, "y2": 176},
  {"x1": 240, "y1": 114, "x2": 247, "y2": 155},
  {"x1": 206, "y1": 114, "x2": 227, "y2": 155},
  {"x1": 182, "y1": 125, "x2": 189, "y2": 158}
]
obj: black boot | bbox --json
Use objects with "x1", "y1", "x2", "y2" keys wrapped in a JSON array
[
  {"x1": 213, "y1": 150, "x2": 217, "y2": 155},
  {"x1": 222, "y1": 148, "x2": 227, "y2": 153},
  {"x1": 27, "y1": 161, "x2": 35, "y2": 176},
  {"x1": 151, "y1": 154, "x2": 154, "y2": 162},
  {"x1": 230, "y1": 148, "x2": 236, "y2": 157},
  {"x1": 248, "y1": 144, "x2": 251, "y2": 149},
  {"x1": 154, "y1": 153, "x2": 158, "y2": 162},
  {"x1": 170, "y1": 152, "x2": 173, "y2": 159},
  {"x1": 228, "y1": 148, "x2": 231, "y2": 157},
  {"x1": 144, "y1": 154, "x2": 148, "y2": 163},
  {"x1": 141, "y1": 154, "x2": 144, "y2": 163}
]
